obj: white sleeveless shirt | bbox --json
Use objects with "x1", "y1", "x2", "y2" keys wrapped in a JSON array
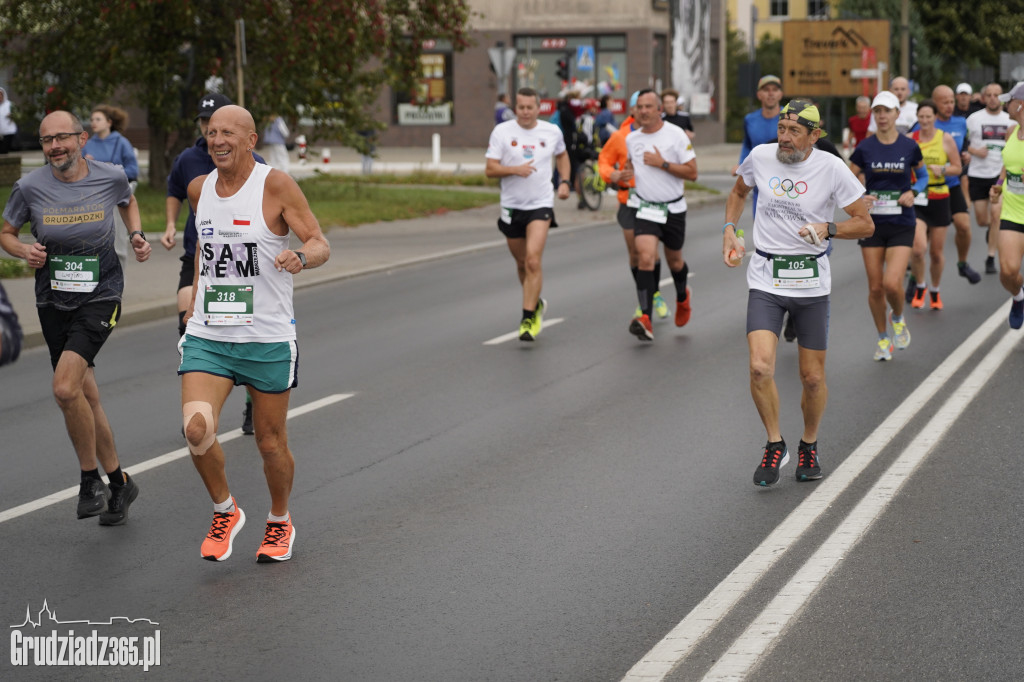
[{"x1": 186, "y1": 163, "x2": 296, "y2": 342}]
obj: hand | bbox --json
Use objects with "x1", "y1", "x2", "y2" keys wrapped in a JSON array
[
  {"x1": 510, "y1": 161, "x2": 536, "y2": 178},
  {"x1": 897, "y1": 190, "x2": 916, "y2": 207},
  {"x1": 863, "y1": 195, "x2": 877, "y2": 209},
  {"x1": 929, "y1": 164, "x2": 946, "y2": 178},
  {"x1": 24, "y1": 242, "x2": 46, "y2": 269},
  {"x1": 722, "y1": 233, "x2": 745, "y2": 268},
  {"x1": 160, "y1": 225, "x2": 177, "y2": 250},
  {"x1": 642, "y1": 146, "x2": 665, "y2": 168},
  {"x1": 990, "y1": 184, "x2": 1003, "y2": 199},
  {"x1": 556, "y1": 182, "x2": 570, "y2": 200},
  {"x1": 799, "y1": 223, "x2": 823, "y2": 246},
  {"x1": 275, "y1": 249, "x2": 305, "y2": 274},
  {"x1": 130, "y1": 234, "x2": 151, "y2": 262}
]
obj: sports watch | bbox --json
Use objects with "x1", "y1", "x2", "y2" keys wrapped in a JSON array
[
  {"x1": 296, "y1": 251, "x2": 307, "y2": 268},
  {"x1": 826, "y1": 222, "x2": 837, "y2": 238},
  {"x1": 661, "y1": 161, "x2": 670, "y2": 170}
]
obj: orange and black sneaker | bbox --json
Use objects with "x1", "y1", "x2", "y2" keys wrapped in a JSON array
[
  {"x1": 629, "y1": 313, "x2": 654, "y2": 341},
  {"x1": 910, "y1": 286, "x2": 927, "y2": 309},
  {"x1": 929, "y1": 290, "x2": 943, "y2": 310},
  {"x1": 754, "y1": 440, "x2": 789, "y2": 487},
  {"x1": 795, "y1": 440, "x2": 822, "y2": 481},
  {"x1": 675, "y1": 288, "x2": 692, "y2": 327},
  {"x1": 257, "y1": 517, "x2": 295, "y2": 563},
  {"x1": 201, "y1": 498, "x2": 246, "y2": 562}
]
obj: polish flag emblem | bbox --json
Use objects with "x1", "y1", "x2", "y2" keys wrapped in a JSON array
[{"x1": 233, "y1": 215, "x2": 251, "y2": 227}]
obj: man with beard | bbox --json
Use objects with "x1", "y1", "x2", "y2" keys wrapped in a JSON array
[
  {"x1": 0, "y1": 110, "x2": 152, "y2": 522},
  {"x1": 722, "y1": 100, "x2": 872, "y2": 487}
]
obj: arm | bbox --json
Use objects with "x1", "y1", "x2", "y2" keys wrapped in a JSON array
[
  {"x1": 798, "y1": 197, "x2": 874, "y2": 243},
  {"x1": 120, "y1": 137, "x2": 139, "y2": 181},
  {"x1": 162, "y1": 196, "x2": 183, "y2": 249},
  {"x1": 1, "y1": 220, "x2": 46, "y2": 267},
  {"x1": 266, "y1": 170, "x2": 330, "y2": 274},
  {"x1": 939, "y1": 133, "x2": 963, "y2": 177},
  {"x1": 117, "y1": 195, "x2": 151, "y2": 263},
  {"x1": 554, "y1": 151, "x2": 571, "y2": 200},
  {"x1": 485, "y1": 156, "x2": 535, "y2": 179},
  {"x1": 722, "y1": 176, "x2": 752, "y2": 266}
]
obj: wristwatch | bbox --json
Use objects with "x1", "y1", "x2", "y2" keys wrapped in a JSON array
[
  {"x1": 661, "y1": 161, "x2": 670, "y2": 170},
  {"x1": 128, "y1": 230, "x2": 145, "y2": 242},
  {"x1": 295, "y1": 251, "x2": 307, "y2": 268},
  {"x1": 826, "y1": 222, "x2": 837, "y2": 239}
]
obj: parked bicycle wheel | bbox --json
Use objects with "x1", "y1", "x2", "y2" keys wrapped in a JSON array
[{"x1": 578, "y1": 161, "x2": 603, "y2": 211}]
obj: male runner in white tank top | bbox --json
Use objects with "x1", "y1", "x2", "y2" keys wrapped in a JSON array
[{"x1": 178, "y1": 105, "x2": 330, "y2": 563}]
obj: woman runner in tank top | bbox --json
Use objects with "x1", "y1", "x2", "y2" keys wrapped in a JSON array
[
  {"x1": 849, "y1": 91, "x2": 924, "y2": 359},
  {"x1": 991, "y1": 83, "x2": 1024, "y2": 327},
  {"x1": 908, "y1": 100, "x2": 962, "y2": 309}
]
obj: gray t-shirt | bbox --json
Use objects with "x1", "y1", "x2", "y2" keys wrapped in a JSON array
[{"x1": 3, "y1": 161, "x2": 131, "y2": 310}]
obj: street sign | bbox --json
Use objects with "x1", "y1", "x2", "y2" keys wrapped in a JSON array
[
  {"x1": 488, "y1": 47, "x2": 517, "y2": 80},
  {"x1": 850, "y1": 69, "x2": 878, "y2": 78},
  {"x1": 576, "y1": 45, "x2": 595, "y2": 71},
  {"x1": 782, "y1": 20, "x2": 890, "y2": 97}
]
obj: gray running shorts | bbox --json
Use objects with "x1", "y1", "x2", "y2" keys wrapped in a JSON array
[{"x1": 746, "y1": 289, "x2": 830, "y2": 351}]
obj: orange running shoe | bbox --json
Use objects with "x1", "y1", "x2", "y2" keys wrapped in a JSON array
[
  {"x1": 257, "y1": 517, "x2": 295, "y2": 563},
  {"x1": 910, "y1": 287, "x2": 926, "y2": 309},
  {"x1": 929, "y1": 290, "x2": 943, "y2": 310},
  {"x1": 629, "y1": 314, "x2": 654, "y2": 341},
  {"x1": 201, "y1": 499, "x2": 245, "y2": 562},
  {"x1": 675, "y1": 288, "x2": 692, "y2": 327}
]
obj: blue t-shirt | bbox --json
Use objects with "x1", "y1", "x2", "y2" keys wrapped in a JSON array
[
  {"x1": 82, "y1": 131, "x2": 138, "y2": 182},
  {"x1": 850, "y1": 134, "x2": 923, "y2": 227},
  {"x1": 166, "y1": 137, "x2": 265, "y2": 257},
  {"x1": 740, "y1": 110, "x2": 780, "y2": 163}
]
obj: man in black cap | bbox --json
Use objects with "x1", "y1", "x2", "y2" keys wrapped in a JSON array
[{"x1": 162, "y1": 93, "x2": 265, "y2": 433}]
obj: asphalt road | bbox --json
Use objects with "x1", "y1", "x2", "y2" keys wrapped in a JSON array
[{"x1": 2, "y1": 199, "x2": 1022, "y2": 681}]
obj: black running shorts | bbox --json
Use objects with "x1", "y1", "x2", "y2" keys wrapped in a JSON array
[
  {"x1": 38, "y1": 300, "x2": 121, "y2": 370},
  {"x1": 498, "y1": 207, "x2": 557, "y2": 239},
  {"x1": 633, "y1": 210, "x2": 687, "y2": 251}
]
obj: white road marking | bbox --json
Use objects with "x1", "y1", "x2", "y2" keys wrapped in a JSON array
[
  {"x1": 483, "y1": 317, "x2": 565, "y2": 345},
  {"x1": 0, "y1": 393, "x2": 354, "y2": 525},
  {"x1": 704, "y1": 324, "x2": 1021, "y2": 679},
  {"x1": 623, "y1": 305, "x2": 1012, "y2": 681}
]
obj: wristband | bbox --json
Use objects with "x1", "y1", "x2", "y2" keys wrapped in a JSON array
[
  {"x1": 559, "y1": 180, "x2": 570, "y2": 186},
  {"x1": 722, "y1": 222, "x2": 736, "y2": 234},
  {"x1": 128, "y1": 230, "x2": 145, "y2": 241}
]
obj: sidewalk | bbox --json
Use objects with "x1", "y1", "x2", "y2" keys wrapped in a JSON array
[{"x1": 4, "y1": 144, "x2": 738, "y2": 348}]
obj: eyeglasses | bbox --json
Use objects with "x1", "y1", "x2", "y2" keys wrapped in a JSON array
[{"x1": 39, "y1": 132, "x2": 81, "y2": 145}]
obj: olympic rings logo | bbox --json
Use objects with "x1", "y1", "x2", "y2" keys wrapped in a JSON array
[{"x1": 769, "y1": 176, "x2": 808, "y2": 199}]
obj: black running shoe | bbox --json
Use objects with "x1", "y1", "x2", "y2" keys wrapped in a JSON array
[
  {"x1": 958, "y1": 261, "x2": 981, "y2": 284},
  {"x1": 242, "y1": 402, "x2": 254, "y2": 435},
  {"x1": 795, "y1": 441, "x2": 822, "y2": 481},
  {"x1": 783, "y1": 311, "x2": 796, "y2": 342},
  {"x1": 99, "y1": 474, "x2": 139, "y2": 526},
  {"x1": 77, "y1": 477, "x2": 109, "y2": 519},
  {"x1": 904, "y1": 275, "x2": 916, "y2": 304},
  {"x1": 754, "y1": 441, "x2": 789, "y2": 487},
  {"x1": 985, "y1": 256, "x2": 997, "y2": 275}
]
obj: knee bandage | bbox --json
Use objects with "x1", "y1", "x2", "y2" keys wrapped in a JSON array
[{"x1": 183, "y1": 401, "x2": 216, "y2": 455}]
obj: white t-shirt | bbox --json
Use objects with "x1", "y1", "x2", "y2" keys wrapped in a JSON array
[
  {"x1": 485, "y1": 119, "x2": 566, "y2": 210},
  {"x1": 625, "y1": 123, "x2": 696, "y2": 213},
  {"x1": 966, "y1": 108, "x2": 1013, "y2": 179},
  {"x1": 868, "y1": 100, "x2": 918, "y2": 135},
  {"x1": 738, "y1": 144, "x2": 866, "y2": 297}
]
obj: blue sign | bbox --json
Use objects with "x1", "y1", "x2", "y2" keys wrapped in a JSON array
[{"x1": 576, "y1": 45, "x2": 595, "y2": 71}]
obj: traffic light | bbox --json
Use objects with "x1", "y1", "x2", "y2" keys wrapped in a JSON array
[{"x1": 556, "y1": 57, "x2": 569, "y2": 82}]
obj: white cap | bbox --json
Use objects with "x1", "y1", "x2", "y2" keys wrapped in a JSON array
[
  {"x1": 955, "y1": 83, "x2": 972, "y2": 95},
  {"x1": 871, "y1": 91, "x2": 900, "y2": 111},
  {"x1": 999, "y1": 82, "x2": 1024, "y2": 103}
]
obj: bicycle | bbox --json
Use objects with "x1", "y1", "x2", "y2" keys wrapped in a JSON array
[{"x1": 577, "y1": 156, "x2": 606, "y2": 211}]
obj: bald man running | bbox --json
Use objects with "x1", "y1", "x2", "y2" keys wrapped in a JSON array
[{"x1": 178, "y1": 105, "x2": 330, "y2": 563}]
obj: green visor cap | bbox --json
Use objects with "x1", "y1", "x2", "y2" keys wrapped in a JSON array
[{"x1": 780, "y1": 99, "x2": 827, "y2": 138}]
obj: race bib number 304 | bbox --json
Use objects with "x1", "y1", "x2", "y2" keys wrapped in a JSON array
[
  {"x1": 772, "y1": 255, "x2": 820, "y2": 289},
  {"x1": 49, "y1": 255, "x2": 100, "y2": 292},
  {"x1": 203, "y1": 284, "x2": 254, "y2": 325}
]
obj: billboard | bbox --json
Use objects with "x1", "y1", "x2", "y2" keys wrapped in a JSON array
[{"x1": 782, "y1": 20, "x2": 891, "y2": 97}]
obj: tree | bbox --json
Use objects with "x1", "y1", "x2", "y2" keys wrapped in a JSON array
[{"x1": 0, "y1": 0, "x2": 471, "y2": 185}]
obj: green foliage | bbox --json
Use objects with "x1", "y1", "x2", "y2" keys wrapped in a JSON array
[
  {"x1": 0, "y1": 258, "x2": 28, "y2": 278},
  {"x1": 0, "y1": 1, "x2": 472, "y2": 185},
  {"x1": 724, "y1": 18, "x2": 783, "y2": 143}
]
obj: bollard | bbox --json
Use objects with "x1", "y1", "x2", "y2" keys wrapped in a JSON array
[
  {"x1": 321, "y1": 148, "x2": 331, "y2": 165},
  {"x1": 431, "y1": 133, "x2": 440, "y2": 167},
  {"x1": 296, "y1": 134, "x2": 307, "y2": 163}
]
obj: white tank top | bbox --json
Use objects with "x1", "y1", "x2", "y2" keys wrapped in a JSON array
[{"x1": 186, "y1": 163, "x2": 296, "y2": 342}]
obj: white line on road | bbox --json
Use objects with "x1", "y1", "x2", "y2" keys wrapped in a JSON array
[
  {"x1": 623, "y1": 305, "x2": 1012, "y2": 681},
  {"x1": 704, "y1": 323, "x2": 1021, "y2": 679},
  {"x1": 483, "y1": 318, "x2": 565, "y2": 345},
  {"x1": 0, "y1": 393, "x2": 354, "y2": 525}
]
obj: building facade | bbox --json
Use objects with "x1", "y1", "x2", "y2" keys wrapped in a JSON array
[{"x1": 374, "y1": 0, "x2": 726, "y2": 148}]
